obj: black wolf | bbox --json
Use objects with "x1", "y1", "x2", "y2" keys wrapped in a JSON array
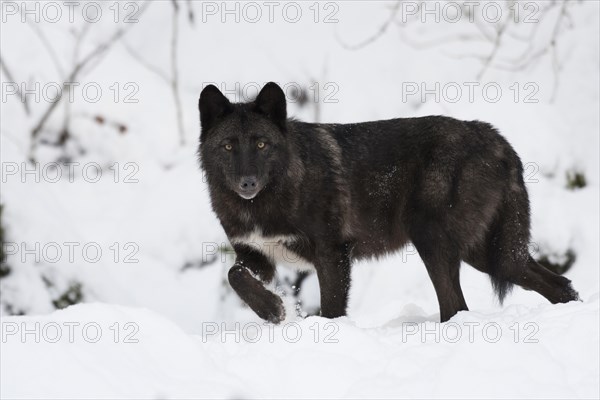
[{"x1": 198, "y1": 82, "x2": 579, "y2": 323}]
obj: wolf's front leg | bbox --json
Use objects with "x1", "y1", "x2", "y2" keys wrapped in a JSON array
[
  {"x1": 228, "y1": 244, "x2": 285, "y2": 324},
  {"x1": 315, "y1": 245, "x2": 352, "y2": 318}
]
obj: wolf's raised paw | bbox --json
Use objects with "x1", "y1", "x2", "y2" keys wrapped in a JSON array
[{"x1": 256, "y1": 292, "x2": 286, "y2": 324}]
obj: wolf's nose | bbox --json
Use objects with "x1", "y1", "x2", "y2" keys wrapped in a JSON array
[{"x1": 239, "y1": 176, "x2": 258, "y2": 190}]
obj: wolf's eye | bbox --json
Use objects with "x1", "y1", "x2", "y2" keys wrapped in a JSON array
[
  {"x1": 224, "y1": 144, "x2": 233, "y2": 151},
  {"x1": 257, "y1": 142, "x2": 266, "y2": 149}
]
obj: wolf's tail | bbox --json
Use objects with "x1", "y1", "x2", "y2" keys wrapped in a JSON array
[{"x1": 487, "y1": 160, "x2": 531, "y2": 304}]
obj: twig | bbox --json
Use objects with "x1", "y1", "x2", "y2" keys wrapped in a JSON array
[
  {"x1": 121, "y1": 40, "x2": 170, "y2": 82},
  {"x1": 336, "y1": 1, "x2": 402, "y2": 50},
  {"x1": 28, "y1": 1, "x2": 151, "y2": 160},
  {"x1": 171, "y1": 0, "x2": 185, "y2": 145},
  {"x1": 61, "y1": 24, "x2": 92, "y2": 145},
  {"x1": 120, "y1": 0, "x2": 186, "y2": 145},
  {"x1": 399, "y1": 32, "x2": 486, "y2": 50},
  {"x1": 477, "y1": 16, "x2": 511, "y2": 80},
  {"x1": 24, "y1": 20, "x2": 65, "y2": 77},
  {"x1": 484, "y1": 0, "x2": 570, "y2": 101},
  {"x1": 0, "y1": 57, "x2": 30, "y2": 115},
  {"x1": 31, "y1": 28, "x2": 126, "y2": 138},
  {"x1": 548, "y1": 0, "x2": 570, "y2": 102},
  {"x1": 186, "y1": 0, "x2": 195, "y2": 24}
]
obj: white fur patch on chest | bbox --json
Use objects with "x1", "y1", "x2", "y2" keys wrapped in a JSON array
[{"x1": 230, "y1": 229, "x2": 314, "y2": 271}]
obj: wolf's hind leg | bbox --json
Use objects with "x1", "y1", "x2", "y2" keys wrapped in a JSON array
[
  {"x1": 513, "y1": 257, "x2": 580, "y2": 304},
  {"x1": 410, "y1": 225, "x2": 469, "y2": 322},
  {"x1": 464, "y1": 244, "x2": 579, "y2": 304}
]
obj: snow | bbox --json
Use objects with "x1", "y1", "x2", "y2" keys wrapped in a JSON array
[
  {"x1": 1, "y1": 1, "x2": 599, "y2": 398},
  {"x1": 2, "y1": 299, "x2": 598, "y2": 399}
]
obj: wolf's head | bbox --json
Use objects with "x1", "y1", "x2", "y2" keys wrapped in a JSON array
[{"x1": 198, "y1": 82, "x2": 289, "y2": 200}]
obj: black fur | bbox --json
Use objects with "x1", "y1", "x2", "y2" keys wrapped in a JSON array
[{"x1": 198, "y1": 82, "x2": 579, "y2": 323}]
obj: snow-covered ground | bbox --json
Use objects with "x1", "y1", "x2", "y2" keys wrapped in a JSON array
[
  {"x1": 2, "y1": 298, "x2": 599, "y2": 399},
  {"x1": 1, "y1": 1, "x2": 599, "y2": 398}
]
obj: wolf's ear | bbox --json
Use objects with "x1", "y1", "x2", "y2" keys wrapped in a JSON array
[
  {"x1": 254, "y1": 82, "x2": 287, "y2": 129},
  {"x1": 199, "y1": 85, "x2": 232, "y2": 134}
]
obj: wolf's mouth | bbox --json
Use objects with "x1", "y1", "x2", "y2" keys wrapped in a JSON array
[
  {"x1": 238, "y1": 191, "x2": 259, "y2": 200},
  {"x1": 235, "y1": 186, "x2": 263, "y2": 200}
]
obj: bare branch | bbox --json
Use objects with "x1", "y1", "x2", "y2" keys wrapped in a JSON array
[
  {"x1": 30, "y1": 27, "x2": 126, "y2": 140},
  {"x1": 121, "y1": 39, "x2": 170, "y2": 82},
  {"x1": 0, "y1": 57, "x2": 30, "y2": 115},
  {"x1": 336, "y1": 1, "x2": 402, "y2": 50},
  {"x1": 472, "y1": 16, "x2": 497, "y2": 42},
  {"x1": 171, "y1": 0, "x2": 185, "y2": 145},
  {"x1": 72, "y1": 23, "x2": 92, "y2": 69},
  {"x1": 399, "y1": 31, "x2": 486, "y2": 50},
  {"x1": 333, "y1": 0, "x2": 576, "y2": 104},
  {"x1": 28, "y1": 1, "x2": 152, "y2": 160},
  {"x1": 486, "y1": 0, "x2": 571, "y2": 101},
  {"x1": 121, "y1": 1, "x2": 186, "y2": 145},
  {"x1": 24, "y1": 20, "x2": 65, "y2": 77},
  {"x1": 186, "y1": 0, "x2": 195, "y2": 24},
  {"x1": 477, "y1": 17, "x2": 511, "y2": 80}
]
